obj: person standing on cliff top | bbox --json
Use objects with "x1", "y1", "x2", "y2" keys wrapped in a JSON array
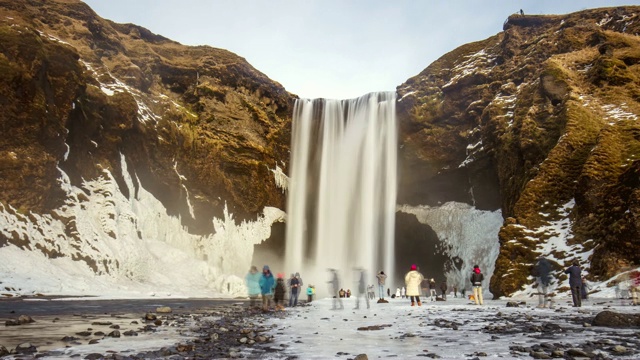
[
  {"x1": 470, "y1": 265, "x2": 484, "y2": 305},
  {"x1": 564, "y1": 261, "x2": 582, "y2": 307}
]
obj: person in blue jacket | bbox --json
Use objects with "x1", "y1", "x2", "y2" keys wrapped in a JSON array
[
  {"x1": 564, "y1": 261, "x2": 582, "y2": 307},
  {"x1": 259, "y1": 265, "x2": 276, "y2": 311},
  {"x1": 245, "y1": 265, "x2": 261, "y2": 308}
]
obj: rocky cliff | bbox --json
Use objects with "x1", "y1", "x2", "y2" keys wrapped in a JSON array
[
  {"x1": 1, "y1": 1, "x2": 639, "y2": 298},
  {"x1": 397, "y1": 7, "x2": 640, "y2": 296},
  {"x1": 0, "y1": 0, "x2": 293, "y2": 292},
  {"x1": 0, "y1": 0, "x2": 292, "y2": 232}
]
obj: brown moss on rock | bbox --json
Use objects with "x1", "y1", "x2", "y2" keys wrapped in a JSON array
[
  {"x1": 398, "y1": 6, "x2": 640, "y2": 297},
  {"x1": 0, "y1": 0, "x2": 295, "y2": 240}
]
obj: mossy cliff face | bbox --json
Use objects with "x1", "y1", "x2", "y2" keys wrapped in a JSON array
[
  {"x1": 0, "y1": 0, "x2": 293, "y2": 238},
  {"x1": 397, "y1": 7, "x2": 640, "y2": 297}
]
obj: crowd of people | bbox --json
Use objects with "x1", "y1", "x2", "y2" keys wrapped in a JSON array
[
  {"x1": 245, "y1": 260, "x2": 640, "y2": 311},
  {"x1": 244, "y1": 265, "x2": 313, "y2": 312}
]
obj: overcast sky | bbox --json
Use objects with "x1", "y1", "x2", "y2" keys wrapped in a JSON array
[{"x1": 82, "y1": 0, "x2": 637, "y2": 99}]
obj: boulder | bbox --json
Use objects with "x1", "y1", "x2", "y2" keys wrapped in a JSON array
[
  {"x1": 17, "y1": 315, "x2": 35, "y2": 324},
  {"x1": 592, "y1": 311, "x2": 640, "y2": 327},
  {"x1": 15, "y1": 342, "x2": 37, "y2": 354}
]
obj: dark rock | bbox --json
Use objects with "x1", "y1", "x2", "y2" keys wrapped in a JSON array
[
  {"x1": 18, "y1": 315, "x2": 35, "y2": 324},
  {"x1": 107, "y1": 330, "x2": 121, "y2": 338},
  {"x1": 509, "y1": 345, "x2": 529, "y2": 353},
  {"x1": 506, "y1": 302, "x2": 519, "y2": 307},
  {"x1": 84, "y1": 353, "x2": 104, "y2": 359},
  {"x1": 530, "y1": 351, "x2": 551, "y2": 359},
  {"x1": 566, "y1": 348, "x2": 590, "y2": 357},
  {"x1": 15, "y1": 342, "x2": 37, "y2": 354},
  {"x1": 551, "y1": 350, "x2": 564, "y2": 358},
  {"x1": 144, "y1": 313, "x2": 157, "y2": 321},
  {"x1": 91, "y1": 321, "x2": 112, "y2": 326},
  {"x1": 592, "y1": 311, "x2": 640, "y2": 327},
  {"x1": 176, "y1": 344, "x2": 194, "y2": 352},
  {"x1": 123, "y1": 330, "x2": 138, "y2": 336},
  {"x1": 0, "y1": 345, "x2": 8, "y2": 357},
  {"x1": 357, "y1": 324, "x2": 392, "y2": 331},
  {"x1": 75, "y1": 331, "x2": 92, "y2": 336}
]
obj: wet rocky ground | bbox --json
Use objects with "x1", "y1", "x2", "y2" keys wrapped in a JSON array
[{"x1": 0, "y1": 297, "x2": 639, "y2": 359}]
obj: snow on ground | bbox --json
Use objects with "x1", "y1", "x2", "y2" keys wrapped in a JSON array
[
  {"x1": 443, "y1": 49, "x2": 496, "y2": 88},
  {"x1": 0, "y1": 153, "x2": 285, "y2": 300},
  {"x1": 264, "y1": 296, "x2": 639, "y2": 359}
]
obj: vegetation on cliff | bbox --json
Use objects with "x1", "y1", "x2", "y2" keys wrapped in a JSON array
[
  {"x1": 397, "y1": 7, "x2": 640, "y2": 296},
  {"x1": 0, "y1": 0, "x2": 294, "y2": 239}
]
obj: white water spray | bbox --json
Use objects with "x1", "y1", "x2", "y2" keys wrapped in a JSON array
[{"x1": 285, "y1": 92, "x2": 398, "y2": 294}]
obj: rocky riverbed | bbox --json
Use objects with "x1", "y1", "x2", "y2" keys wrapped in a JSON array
[
  {"x1": 0, "y1": 299, "x2": 290, "y2": 359},
  {"x1": 1, "y1": 297, "x2": 639, "y2": 359}
]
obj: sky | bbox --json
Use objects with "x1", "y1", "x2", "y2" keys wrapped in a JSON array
[{"x1": 81, "y1": 0, "x2": 639, "y2": 100}]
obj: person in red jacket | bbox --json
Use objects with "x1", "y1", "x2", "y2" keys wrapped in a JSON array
[{"x1": 470, "y1": 265, "x2": 484, "y2": 305}]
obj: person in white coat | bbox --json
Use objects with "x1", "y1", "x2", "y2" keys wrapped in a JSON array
[{"x1": 405, "y1": 264, "x2": 425, "y2": 306}]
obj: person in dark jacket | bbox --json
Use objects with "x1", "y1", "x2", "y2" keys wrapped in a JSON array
[
  {"x1": 289, "y1": 273, "x2": 300, "y2": 307},
  {"x1": 428, "y1": 278, "x2": 437, "y2": 301},
  {"x1": 564, "y1": 261, "x2": 582, "y2": 307},
  {"x1": 440, "y1": 281, "x2": 448, "y2": 300},
  {"x1": 274, "y1": 273, "x2": 286, "y2": 311},
  {"x1": 470, "y1": 265, "x2": 484, "y2": 305},
  {"x1": 259, "y1": 265, "x2": 276, "y2": 311},
  {"x1": 533, "y1": 257, "x2": 553, "y2": 308}
]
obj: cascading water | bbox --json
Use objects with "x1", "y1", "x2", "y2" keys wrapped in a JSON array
[{"x1": 285, "y1": 92, "x2": 397, "y2": 295}]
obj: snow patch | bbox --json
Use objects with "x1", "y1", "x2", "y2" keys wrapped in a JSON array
[
  {"x1": 270, "y1": 164, "x2": 289, "y2": 193},
  {"x1": 443, "y1": 49, "x2": 496, "y2": 88},
  {"x1": 0, "y1": 154, "x2": 285, "y2": 299},
  {"x1": 398, "y1": 202, "x2": 502, "y2": 295}
]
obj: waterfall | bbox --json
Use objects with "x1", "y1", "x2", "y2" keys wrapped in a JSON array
[{"x1": 285, "y1": 92, "x2": 397, "y2": 295}]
